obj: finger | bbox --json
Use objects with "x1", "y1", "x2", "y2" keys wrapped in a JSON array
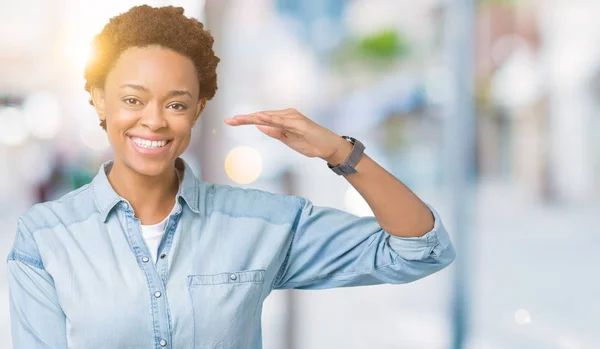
[
  {"x1": 224, "y1": 114, "x2": 274, "y2": 127},
  {"x1": 255, "y1": 112, "x2": 300, "y2": 130},
  {"x1": 256, "y1": 109, "x2": 294, "y2": 116}
]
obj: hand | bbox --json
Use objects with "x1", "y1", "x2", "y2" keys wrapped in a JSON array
[{"x1": 224, "y1": 108, "x2": 352, "y2": 165}]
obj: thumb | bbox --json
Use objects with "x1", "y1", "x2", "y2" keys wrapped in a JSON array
[{"x1": 255, "y1": 124, "x2": 283, "y2": 140}]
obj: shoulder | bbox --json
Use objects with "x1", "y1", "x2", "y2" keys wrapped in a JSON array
[
  {"x1": 19, "y1": 183, "x2": 97, "y2": 233},
  {"x1": 7, "y1": 184, "x2": 97, "y2": 266},
  {"x1": 203, "y1": 182, "x2": 305, "y2": 225}
]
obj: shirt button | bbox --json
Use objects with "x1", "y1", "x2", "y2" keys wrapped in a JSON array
[
  {"x1": 142, "y1": 257, "x2": 149, "y2": 263},
  {"x1": 154, "y1": 291, "x2": 162, "y2": 298},
  {"x1": 229, "y1": 273, "x2": 237, "y2": 281},
  {"x1": 159, "y1": 339, "x2": 167, "y2": 346}
]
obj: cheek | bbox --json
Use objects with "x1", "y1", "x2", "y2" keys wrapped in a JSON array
[
  {"x1": 103, "y1": 105, "x2": 131, "y2": 141},
  {"x1": 171, "y1": 121, "x2": 193, "y2": 150},
  {"x1": 105, "y1": 104, "x2": 138, "y2": 129},
  {"x1": 171, "y1": 117, "x2": 194, "y2": 136}
]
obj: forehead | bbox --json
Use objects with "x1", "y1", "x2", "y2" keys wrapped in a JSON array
[{"x1": 106, "y1": 45, "x2": 199, "y2": 93}]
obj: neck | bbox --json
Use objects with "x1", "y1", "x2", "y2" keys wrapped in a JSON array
[{"x1": 107, "y1": 159, "x2": 180, "y2": 224}]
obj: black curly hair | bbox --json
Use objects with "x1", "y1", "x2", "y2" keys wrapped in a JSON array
[{"x1": 84, "y1": 5, "x2": 220, "y2": 130}]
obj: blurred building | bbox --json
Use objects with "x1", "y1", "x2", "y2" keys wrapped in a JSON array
[{"x1": 1, "y1": 0, "x2": 599, "y2": 348}]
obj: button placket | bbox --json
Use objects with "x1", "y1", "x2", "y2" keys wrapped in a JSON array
[
  {"x1": 123, "y1": 201, "x2": 171, "y2": 349},
  {"x1": 157, "y1": 214, "x2": 180, "y2": 284}
]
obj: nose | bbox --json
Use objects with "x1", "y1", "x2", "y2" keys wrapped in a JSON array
[{"x1": 140, "y1": 102, "x2": 168, "y2": 131}]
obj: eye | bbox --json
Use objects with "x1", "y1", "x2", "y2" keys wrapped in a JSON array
[
  {"x1": 168, "y1": 103, "x2": 188, "y2": 111},
  {"x1": 122, "y1": 98, "x2": 141, "y2": 105}
]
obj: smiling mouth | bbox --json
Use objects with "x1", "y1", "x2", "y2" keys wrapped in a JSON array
[{"x1": 129, "y1": 136, "x2": 172, "y2": 149}]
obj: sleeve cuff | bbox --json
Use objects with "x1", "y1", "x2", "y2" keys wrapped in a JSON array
[{"x1": 386, "y1": 203, "x2": 452, "y2": 261}]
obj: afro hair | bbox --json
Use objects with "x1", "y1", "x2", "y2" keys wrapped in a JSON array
[{"x1": 84, "y1": 5, "x2": 220, "y2": 130}]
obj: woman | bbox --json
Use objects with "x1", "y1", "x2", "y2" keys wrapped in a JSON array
[{"x1": 7, "y1": 5, "x2": 455, "y2": 349}]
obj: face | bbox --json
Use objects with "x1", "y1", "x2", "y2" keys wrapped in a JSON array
[{"x1": 91, "y1": 45, "x2": 205, "y2": 177}]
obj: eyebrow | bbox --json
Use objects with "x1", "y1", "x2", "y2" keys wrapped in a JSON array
[{"x1": 119, "y1": 84, "x2": 192, "y2": 98}]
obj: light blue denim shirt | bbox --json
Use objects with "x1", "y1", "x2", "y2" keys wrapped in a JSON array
[{"x1": 7, "y1": 157, "x2": 455, "y2": 349}]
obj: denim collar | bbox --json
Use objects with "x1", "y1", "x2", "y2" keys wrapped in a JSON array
[{"x1": 91, "y1": 157, "x2": 200, "y2": 222}]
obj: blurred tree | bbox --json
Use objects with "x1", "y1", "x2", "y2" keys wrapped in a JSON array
[
  {"x1": 356, "y1": 30, "x2": 408, "y2": 61},
  {"x1": 331, "y1": 29, "x2": 411, "y2": 70}
]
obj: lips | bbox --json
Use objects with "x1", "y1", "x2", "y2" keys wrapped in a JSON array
[
  {"x1": 128, "y1": 136, "x2": 172, "y2": 155},
  {"x1": 129, "y1": 136, "x2": 170, "y2": 148},
  {"x1": 129, "y1": 134, "x2": 171, "y2": 140}
]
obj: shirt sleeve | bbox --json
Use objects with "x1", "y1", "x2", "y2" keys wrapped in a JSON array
[
  {"x1": 272, "y1": 197, "x2": 456, "y2": 290},
  {"x1": 6, "y1": 219, "x2": 68, "y2": 349}
]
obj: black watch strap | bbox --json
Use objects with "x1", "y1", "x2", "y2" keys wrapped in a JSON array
[{"x1": 327, "y1": 136, "x2": 365, "y2": 175}]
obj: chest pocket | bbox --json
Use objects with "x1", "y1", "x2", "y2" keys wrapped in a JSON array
[{"x1": 187, "y1": 269, "x2": 266, "y2": 348}]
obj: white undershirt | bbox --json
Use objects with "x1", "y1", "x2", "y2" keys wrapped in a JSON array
[
  {"x1": 139, "y1": 170, "x2": 181, "y2": 263},
  {"x1": 140, "y1": 201, "x2": 178, "y2": 263}
]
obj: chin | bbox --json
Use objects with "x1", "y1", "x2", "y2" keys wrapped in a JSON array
[{"x1": 123, "y1": 154, "x2": 173, "y2": 177}]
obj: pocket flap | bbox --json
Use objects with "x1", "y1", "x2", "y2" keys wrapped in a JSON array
[{"x1": 187, "y1": 269, "x2": 266, "y2": 286}]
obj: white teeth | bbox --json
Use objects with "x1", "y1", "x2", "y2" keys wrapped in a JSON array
[{"x1": 131, "y1": 137, "x2": 168, "y2": 149}]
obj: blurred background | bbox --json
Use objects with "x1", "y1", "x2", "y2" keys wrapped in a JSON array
[{"x1": 1, "y1": 0, "x2": 599, "y2": 348}]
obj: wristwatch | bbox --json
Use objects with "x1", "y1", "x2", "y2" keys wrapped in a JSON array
[{"x1": 327, "y1": 136, "x2": 365, "y2": 175}]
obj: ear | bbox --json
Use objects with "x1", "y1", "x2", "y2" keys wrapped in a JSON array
[
  {"x1": 192, "y1": 98, "x2": 207, "y2": 127},
  {"x1": 90, "y1": 87, "x2": 107, "y2": 122}
]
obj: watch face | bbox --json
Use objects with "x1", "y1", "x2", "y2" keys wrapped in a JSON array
[
  {"x1": 328, "y1": 136, "x2": 364, "y2": 175},
  {"x1": 342, "y1": 136, "x2": 355, "y2": 144}
]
